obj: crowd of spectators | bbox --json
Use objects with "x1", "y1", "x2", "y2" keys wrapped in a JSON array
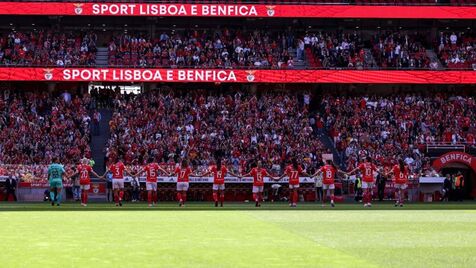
[
  {"x1": 0, "y1": 30, "x2": 97, "y2": 66},
  {"x1": 2, "y1": 28, "x2": 476, "y2": 70},
  {"x1": 0, "y1": 90, "x2": 92, "y2": 165},
  {"x1": 105, "y1": 89, "x2": 327, "y2": 174},
  {"x1": 320, "y1": 93, "x2": 476, "y2": 173},
  {"x1": 307, "y1": 31, "x2": 372, "y2": 69},
  {"x1": 371, "y1": 31, "x2": 434, "y2": 69},
  {"x1": 437, "y1": 31, "x2": 476, "y2": 69},
  {"x1": 107, "y1": 29, "x2": 297, "y2": 69}
]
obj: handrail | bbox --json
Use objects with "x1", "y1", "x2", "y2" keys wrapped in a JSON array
[{"x1": 0, "y1": 64, "x2": 475, "y2": 71}]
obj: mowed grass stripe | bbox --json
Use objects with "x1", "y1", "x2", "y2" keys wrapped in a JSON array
[
  {"x1": 248, "y1": 211, "x2": 476, "y2": 268},
  {"x1": 0, "y1": 211, "x2": 376, "y2": 268}
]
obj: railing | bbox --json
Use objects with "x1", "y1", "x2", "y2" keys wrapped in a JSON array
[{"x1": 0, "y1": 64, "x2": 475, "y2": 71}]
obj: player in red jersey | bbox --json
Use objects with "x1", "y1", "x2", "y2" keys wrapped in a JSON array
[
  {"x1": 198, "y1": 158, "x2": 240, "y2": 207},
  {"x1": 347, "y1": 157, "x2": 381, "y2": 207},
  {"x1": 385, "y1": 159, "x2": 409, "y2": 207},
  {"x1": 241, "y1": 161, "x2": 276, "y2": 207},
  {"x1": 134, "y1": 157, "x2": 170, "y2": 207},
  {"x1": 69, "y1": 158, "x2": 101, "y2": 206},
  {"x1": 174, "y1": 159, "x2": 196, "y2": 207},
  {"x1": 102, "y1": 156, "x2": 134, "y2": 206},
  {"x1": 275, "y1": 158, "x2": 311, "y2": 207},
  {"x1": 312, "y1": 160, "x2": 345, "y2": 207}
]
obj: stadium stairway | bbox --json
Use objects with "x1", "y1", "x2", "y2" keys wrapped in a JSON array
[
  {"x1": 426, "y1": 49, "x2": 444, "y2": 70},
  {"x1": 288, "y1": 48, "x2": 308, "y2": 69},
  {"x1": 317, "y1": 131, "x2": 345, "y2": 170},
  {"x1": 95, "y1": 47, "x2": 109, "y2": 67},
  {"x1": 363, "y1": 48, "x2": 378, "y2": 69},
  {"x1": 90, "y1": 108, "x2": 112, "y2": 173}
]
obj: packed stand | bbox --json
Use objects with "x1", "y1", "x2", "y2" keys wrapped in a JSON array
[
  {"x1": 0, "y1": 90, "x2": 92, "y2": 167},
  {"x1": 0, "y1": 30, "x2": 97, "y2": 66},
  {"x1": 107, "y1": 29, "x2": 297, "y2": 69},
  {"x1": 105, "y1": 90, "x2": 327, "y2": 174},
  {"x1": 320, "y1": 93, "x2": 476, "y2": 173},
  {"x1": 307, "y1": 31, "x2": 371, "y2": 69},
  {"x1": 371, "y1": 31, "x2": 434, "y2": 69},
  {"x1": 437, "y1": 31, "x2": 476, "y2": 69}
]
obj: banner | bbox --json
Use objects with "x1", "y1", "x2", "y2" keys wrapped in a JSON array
[
  {"x1": 0, "y1": 2, "x2": 475, "y2": 19},
  {"x1": 126, "y1": 176, "x2": 316, "y2": 184},
  {"x1": 1, "y1": 67, "x2": 476, "y2": 84}
]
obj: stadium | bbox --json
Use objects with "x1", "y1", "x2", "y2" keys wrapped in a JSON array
[{"x1": 1, "y1": 0, "x2": 476, "y2": 267}]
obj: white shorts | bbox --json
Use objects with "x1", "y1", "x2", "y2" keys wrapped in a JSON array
[
  {"x1": 212, "y1": 184, "x2": 225, "y2": 191},
  {"x1": 322, "y1": 183, "x2": 335, "y2": 190},
  {"x1": 289, "y1": 184, "x2": 299, "y2": 189},
  {"x1": 80, "y1": 184, "x2": 90, "y2": 191},
  {"x1": 146, "y1": 182, "x2": 157, "y2": 191},
  {"x1": 177, "y1": 182, "x2": 189, "y2": 191},
  {"x1": 112, "y1": 179, "x2": 124, "y2": 190},
  {"x1": 395, "y1": 183, "x2": 407, "y2": 190},
  {"x1": 362, "y1": 181, "x2": 375, "y2": 189},
  {"x1": 252, "y1": 185, "x2": 264, "y2": 193}
]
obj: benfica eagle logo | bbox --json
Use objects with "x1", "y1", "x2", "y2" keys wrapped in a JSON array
[
  {"x1": 73, "y1": 3, "x2": 83, "y2": 15},
  {"x1": 43, "y1": 68, "x2": 54, "y2": 80},
  {"x1": 246, "y1": 71, "x2": 256, "y2": 82},
  {"x1": 265, "y1": 6, "x2": 276, "y2": 17}
]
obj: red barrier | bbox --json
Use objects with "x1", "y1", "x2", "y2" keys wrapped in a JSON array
[
  {"x1": 0, "y1": 2, "x2": 475, "y2": 19},
  {"x1": 1, "y1": 67, "x2": 476, "y2": 84}
]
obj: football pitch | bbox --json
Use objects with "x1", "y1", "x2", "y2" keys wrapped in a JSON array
[{"x1": 1, "y1": 202, "x2": 476, "y2": 268}]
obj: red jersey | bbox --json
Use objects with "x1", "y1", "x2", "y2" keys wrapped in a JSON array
[
  {"x1": 144, "y1": 163, "x2": 160, "y2": 183},
  {"x1": 250, "y1": 168, "x2": 268, "y2": 187},
  {"x1": 109, "y1": 162, "x2": 125, "y2": 179},
  {"x1": 358, "y1": 162, "x2": 377, "y2": 182},
  {"x1": 286, "y1": 165, "x2": 303, "y2": 185},
  {"x1": 210, "y1": 165, "x2": 227, "y2": 185},
  {"x1": 176, "y1": 166, "x2": 192, "y2": 183},
  {"x1": 77, "y1": 164, "x2": 92, "y2": 185},
  {"x1": 320, "y1": 165, "x2": 336, "y2": 185},
  {"x1": 393, "y1": 165, "x2": 409, "y2": 184}
]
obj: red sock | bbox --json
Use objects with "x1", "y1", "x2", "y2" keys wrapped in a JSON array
[
  {"x1": 253, "y1": 193, "x2": 258, "y2": 202},
  {"x1": 330, "y1": 194, "x2": 334, "y2": 202},
  {"x1": 80, "y1": 192, "x2": 84, "y2": 203},
  {"x1": 258, "y1": 193, "x2": 262, "y2": 202},
  {"x1": 119, "y1": 191, "x2": 124, "y2": 201},
  {"x1": 84, "y1": 192, "x2": 88, "y2": 204},
  {"x1": 182, "y1": 192, "x2": 187, "y2": 203},
  {"x1": 289, "y1": 192, "x2": 293, "y2": 203},
  {"x1": 213, "y1": 192, "x2": 218, "y2": 202},
  {"x1": 114, "y1": 193, "x2": 118, "y2": 203},
  {"x1": 148, "y1": 191, "x2": 152, "y2": 204},
  {"x1": 220, "y1": 194, "x2": 225, "y2": 203},
  {"x1": 177, "y1": 192, "x2": 182, "y2": 202},
  {"x1": 293, "y1": 191, "x2": 298, "y2": 204},
  {"x1": 153, "y1": 191, "x2": 158, "y2": 203}
]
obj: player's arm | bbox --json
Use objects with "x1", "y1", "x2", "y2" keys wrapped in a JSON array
[
  {"x1": 130, "y1": 167, "x2": 144, "y2": 178},
  {"x1": 124, "y1": 166, "x2": 135, "y2": 177},
  {"x1": 100, "y1": 167, "x2": 110, "y2": 178},
  {"x1": 273, "y1": 173, "x2": 286, "y2": 181},
  {"x1": 228, "y1": 170, "x2": 241, "y2": 178},
  {"x1": 159, "y1": 166, "x2": 172, "y2": 176},
  {"x1": 311, "y1": 169, "x2": 323, "y2": 178},
  {"x1": 195, "y1": 170, "x2": 211, "y2": 177},
  {"x1": 91, "y1": 170, "x2": 102, "y2": 180},
  {"x1": 346, "y1": 166, "x2": 359, "y2": 176},
  {"x1": 302, "y1": 170, "x2": 312, "y2": 177}
]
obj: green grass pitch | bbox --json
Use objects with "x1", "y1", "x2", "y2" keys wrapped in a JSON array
[{"x1": 1, "y1": 202, "x2": 476, "y2": 268}]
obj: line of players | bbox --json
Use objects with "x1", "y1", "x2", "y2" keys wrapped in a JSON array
[{"x1": 47, "y1": 155, "x2": 410, "y2": 208}]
